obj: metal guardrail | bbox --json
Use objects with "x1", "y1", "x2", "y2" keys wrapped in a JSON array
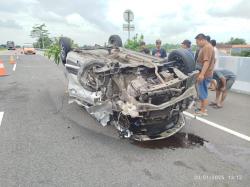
[
  {"x1": 35, "y1": 48, "x2": 46, "y2": 51},
  {"x1": 35, "y1": 48, "x2": 46, "y2": 56},
  {"x1": 218, "y1": 56, "x2": 250, "y2": 94}
]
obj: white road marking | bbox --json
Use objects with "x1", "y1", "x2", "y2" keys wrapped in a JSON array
[
  {"x1": 13, "y1": 64, "x2": 17, "y2": 71},
  {"x1": 183, "y1": 111, "x2": 250, "y2": 142},
  {"x1": 0, "y1": 112, "x2": 4, "y2": 127}
]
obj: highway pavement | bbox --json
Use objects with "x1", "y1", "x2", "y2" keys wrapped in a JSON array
[{"x1": 0, "y1": 50, "x2": 250, "y2": 187}]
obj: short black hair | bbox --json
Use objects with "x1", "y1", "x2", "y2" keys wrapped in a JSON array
[
  {"x1": 206, "y1": 35, "x2": 211, "y2": 42},
  {"x1": 181, "y1": 39, "x2": 191, "y2": 48},
  {"x1": 195, "y1": 33, "x2": 206, "y2": 40},
  {"x1": 140, "y1": 41, "x2": 146, "y2": 46},
  {"x1": 210, "y1": 39, "x2": 216, "y2": 47},
  {"x1": 156, "y1": 39, "x2": 162, "y2": 44}
]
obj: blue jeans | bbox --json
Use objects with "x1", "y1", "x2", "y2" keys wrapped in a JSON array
[{"x1": 198, "y1": 77, "x2": 212, "y2": 100}]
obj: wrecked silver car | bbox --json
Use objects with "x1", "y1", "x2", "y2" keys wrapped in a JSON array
[{"x1": 60, "y1": 35, "x2": 198, "y2": 141}]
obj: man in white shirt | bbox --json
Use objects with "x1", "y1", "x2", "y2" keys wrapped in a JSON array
[{"x1": 211, "y1": 40, "x2": 219, "y2": 69}]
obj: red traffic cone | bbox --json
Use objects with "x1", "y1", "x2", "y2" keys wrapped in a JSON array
[
  {"x1": 0, "y1": 59, "x2": 8, "y2": 77},
  {"x1": 9, "y1": 55, "x2": 16, "y2": 64}
]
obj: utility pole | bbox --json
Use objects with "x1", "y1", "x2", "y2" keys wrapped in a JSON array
[
  {"x1": 123, "y1": 10, "x2": 135, "y2": 41},
  {"x1": 41, "y1": 32, "x2": 44, "y2": 49},
  {"x1": 128, "y1": 15, "x2": 130, "y2": 40}
]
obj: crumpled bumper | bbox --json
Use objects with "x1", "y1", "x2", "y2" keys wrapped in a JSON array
[{"x1": 131, "y1": 113, "x2": 186, "y2": 141}]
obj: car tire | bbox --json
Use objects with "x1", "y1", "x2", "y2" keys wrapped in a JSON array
[
  {"x1": 168, "y1": 49, "x2": 195, "y2": 75},
  {"x1": 59, "y1": 37, "x2": 72, "y2": 65},
  {"x1": 77, "y1": 60, "x2": 108, "y2": 92},
  {"x1": 108, "y1": 35, "x2": 123, "y2": 47}
]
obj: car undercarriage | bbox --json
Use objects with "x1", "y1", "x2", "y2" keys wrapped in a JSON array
[{"x1": 60, "y1": 35, "x2": 198, "y2": 141}]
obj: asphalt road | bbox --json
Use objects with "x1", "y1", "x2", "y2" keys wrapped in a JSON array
[{"x1": 0, "y1": 50, "x2": 250, "y2": 187}]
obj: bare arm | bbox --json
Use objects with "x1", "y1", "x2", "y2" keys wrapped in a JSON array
[
  {"x1": 219, "y1": 77, "x2": 226, "y2": 91},
  {"x1": 197, "y1": 60, "x2": 210, "y2": 82},
  {"x1": 197, "y1": 45, "x2": 213, "y2": 82},
  {"x1": 200, "y1": 60, "x2": 210, "y2": 76}
]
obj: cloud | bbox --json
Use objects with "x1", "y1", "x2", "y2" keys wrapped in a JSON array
[
  {"x1": 33, "y1": 10, "x2": 64, "y2": 23},
  {"x1": 106, "y1": 0, "x2": 211, "y2": 43},
  {"x1": 208, "y1": 0, "x2": 250, "y2": 19},
  {"x1": 0, "y1": 0, "x2": 39, "y2": 13},
  {"x1": 0, "y1": 19, "x2": 22, "y2": 29},
  {"x1": 37, "y1": 0, "x2": 118, "y2": 32},
  {"x1": 65, "y1": 13, "x2": 95, "y2": 28},
  {"x1": 0, "y1": 0, "x2": 250, "y2": 45}
]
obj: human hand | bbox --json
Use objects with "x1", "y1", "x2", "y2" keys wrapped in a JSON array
[
  {"x1": 220, "y1": 86, "x2": 226, "y2": 92},
  {"x1": 197, "y1": 73, "x2": 204, "y2": 82}
]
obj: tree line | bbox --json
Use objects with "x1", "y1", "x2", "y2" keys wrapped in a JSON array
[{"x1": 29, "y1": 24, "x2": 249, "y2": 57}]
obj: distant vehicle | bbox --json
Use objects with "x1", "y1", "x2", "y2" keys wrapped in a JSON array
[
  {"x1": 7, "y1": 41, "x2": 15, "y2": 50},
  {"x1": 22, "y1": 44, "x2": 36, "y2": 55}
]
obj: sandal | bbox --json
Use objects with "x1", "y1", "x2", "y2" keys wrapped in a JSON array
[
  {"x1": 194, "y1": 110, "x2": 208, "y2": 116},
  {"x1": 209, "y1": 101, "x2": 217, "y2": 106},
  {"x1": 195, "y1": 108, "x2": 208, "y2": 112},
  {"x1": 212, "y1": 105, "x2": 223, "y2": 109}
]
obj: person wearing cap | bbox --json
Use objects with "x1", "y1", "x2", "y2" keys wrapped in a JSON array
[
  {"x1": 209, "y1": 69, "x2": 236, "y2": 108},
  {"x1": 181, "y1": 39, "x2": 194, "y2": 58},
  {"x1": 152, "y1": 39, "x2": 167, "y2": 58},
  {"x1": 195, "y1": 33, "x2": 215, "y2": 116},
  {"x1": 139, "y1": 41, "x2": 150, "y2": 54}
]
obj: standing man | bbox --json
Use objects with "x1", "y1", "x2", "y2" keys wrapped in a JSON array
[
  {"x1": 210, "y1": 39, "x2": 219, "y2": 69},
  {"x1": 139, "y1": 41, "x2": 150, "y2": 54},
  {"x1": 195, "y1": 35, "x2": 210, "y2": 62},
  {"x1": 181, "y1": 39, "x2": 194, "y2": 58},
  {"x1": 209, "y1": 69, "x2": 236, "y2": 108},
  {"x1": 195, "y1": 33, "x2": 215, "y2": 116},
  {"x1": 152, "y1": 39, "x2": 167, "y2": 58}
]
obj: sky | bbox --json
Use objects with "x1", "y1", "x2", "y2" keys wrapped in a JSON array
[{"x1": 0, "y1": 0, "x2": 250, "y2": 46}]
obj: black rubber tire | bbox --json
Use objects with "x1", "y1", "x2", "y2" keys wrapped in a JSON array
[
  {"x1": 168, "y1": 49, "x2": 195, "y2": 75},
  {"x1": 108, "y1": 35, "x2": 123, "y2": 47},
  {"x1": 77, "y1": 60, "x2": 108, "y2": 92},
  {"x1": 59, "y1": 37, "x2": 72, "y2": 65}
]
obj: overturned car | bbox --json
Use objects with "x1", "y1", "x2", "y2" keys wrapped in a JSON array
[{"x1": 60, "y1": 35, "x2": 198, "y2": 141}]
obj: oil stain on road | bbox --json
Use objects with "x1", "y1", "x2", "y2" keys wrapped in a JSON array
[{"x1": 131, "y1": 132, "x2": 208, "y2": 149}]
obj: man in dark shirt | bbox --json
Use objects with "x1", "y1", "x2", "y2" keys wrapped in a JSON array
[
  {"x1": 209, "y1": 69, "x2": 236, "y2": 108},
  {"x1": 139, "y1": 41, "x2": 150, "y2": 54},
  {"x1": 181, "y1": 39, "x2": 194, "y2": 58},
  {"x1": 152, "y1": 39, "x2": 167, "y2": 58}
]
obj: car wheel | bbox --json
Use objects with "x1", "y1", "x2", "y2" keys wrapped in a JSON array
[
  {"x1": 78, "y1": 60, "x2": 108, "y2": 92},
  {"x1": 59, "y1": 37, "x2": 72, "y2": 65},
  {"x1": 108, "y1": 35, "x2": 123, "y2": 47},
  {"x1": 168, "y1": 49, "x2": 195, "y2": 75}
]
